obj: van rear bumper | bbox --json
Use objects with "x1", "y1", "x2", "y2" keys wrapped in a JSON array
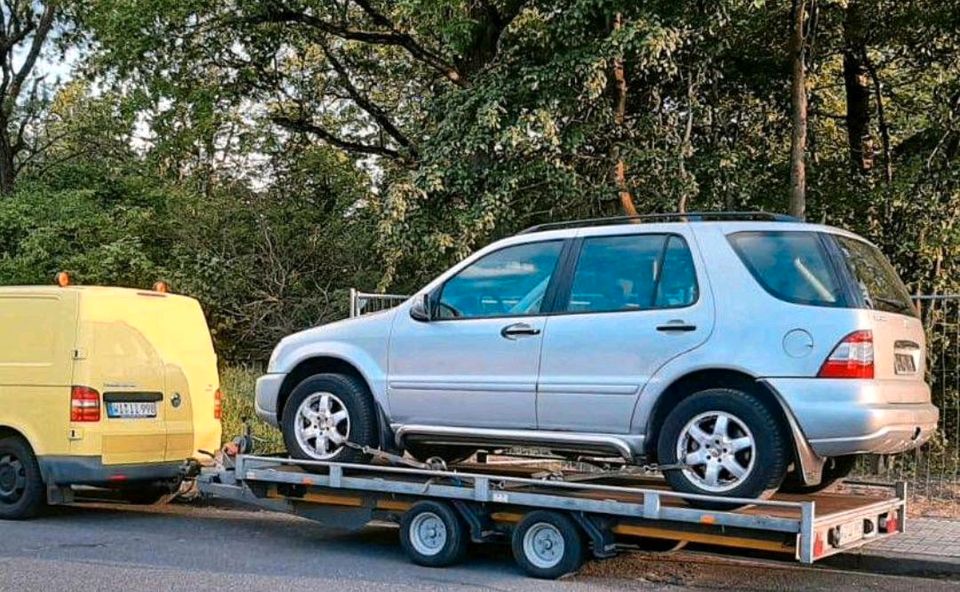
[
  {"x1": 38, "y1": 456, "x2": 183, "y2": 486},
  {"x1": 764, "y1": 378, "x2": 939, "y2": 457}
]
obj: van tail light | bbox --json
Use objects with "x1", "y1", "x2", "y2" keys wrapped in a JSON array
[
  {"x1": 818, "y1": 330, "x2": 874, "y2": 379},
  {"x1": 71, "y1": 386, "x2": 101, "y2": 422},
  {"x1": 214, "y1": 388, "x2": 223, "y2": 420}
]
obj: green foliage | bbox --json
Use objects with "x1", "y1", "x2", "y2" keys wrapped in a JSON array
[
  {"x1": 220, "y1": 365, "x2": 283, "y2": 449},
  {"x1": 0, "y1": 83, "x2": 378, "y2": 362},
  {"x1": 10, "y1": 0, "x2": 960, "y2": 343}
]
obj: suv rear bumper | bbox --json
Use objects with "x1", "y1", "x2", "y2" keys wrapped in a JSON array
[
  {"x1": 38, "y1": 456, "x2": 183, "y2": 486},
  {"x1": 255, "y1": 373, "x2": 285, "y2": 428},
  {"x1": 765, "y1": 378, "x2": 939, "y2": 457}
]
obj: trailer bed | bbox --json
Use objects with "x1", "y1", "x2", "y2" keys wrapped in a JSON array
[{"x1": 196, "y1": 454, "x2": 906, "y2": 570}]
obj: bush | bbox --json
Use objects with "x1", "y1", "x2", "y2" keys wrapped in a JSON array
[{"x1": 219, "y1": 365, "x2": 283, "y2": 450}]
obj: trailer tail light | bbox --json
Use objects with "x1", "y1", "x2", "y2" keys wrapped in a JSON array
[
  {"x1": 214, "y1": 388, "x2": 223, "y2": 420},
  {"x1": 879, "y1": 513, "x2": 899, "y2": 534},
  {"x1": 818, "y1": 330, "x2": 874, "y2": 379},
  {"x1": 71, "y1": 386, "x2": 101, "y2": 422}
]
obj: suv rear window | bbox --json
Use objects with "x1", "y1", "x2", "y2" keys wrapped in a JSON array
[
  {"x1": 728, "y1": 230, "x2": 917, "y2": 317},
  {"x1": 728, "y1": 231, "x2": 848, "y2": 307},
  {"x1": 835, "y1": 236, "x2": 916, "y2": 317}
]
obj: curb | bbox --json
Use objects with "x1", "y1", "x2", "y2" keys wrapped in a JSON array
[{"x1": 822, "y1": 550, "x2": 960, "y2": 579}]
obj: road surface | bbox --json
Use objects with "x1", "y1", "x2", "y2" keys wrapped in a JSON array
[{"x1": 0, "y1": 501, "x2": 955, "y2": 592}]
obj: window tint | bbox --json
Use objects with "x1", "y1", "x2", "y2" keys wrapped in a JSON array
[
  {"x1": 835, "y1": 236, "x2": 916, "y2": 317},
  {"x1": 565, "y1": 234, "x2": 697, "y2": 313},
  {"x1": 438, "y1": 241, "x2": 563, "y2": 318},
  {"x1": 728, "y1": 231, "x2": 847, "y2": 307}
]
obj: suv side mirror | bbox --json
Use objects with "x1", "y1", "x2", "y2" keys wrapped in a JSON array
[{"x1": 409, "y1": 293, "x2": 432, "y2": 322}]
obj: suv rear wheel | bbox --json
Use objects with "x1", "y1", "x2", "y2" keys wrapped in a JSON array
[
  {"x1": 657, "y1": 388, "x2": 788, "y2": 507},
  {"x1": 282, "y1": 373, "x2": 378, "y2": 464}
]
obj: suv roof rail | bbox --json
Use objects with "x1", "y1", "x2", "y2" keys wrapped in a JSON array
[{"x1": 517, "y1": 211, "x2": 799, "y2": 235}]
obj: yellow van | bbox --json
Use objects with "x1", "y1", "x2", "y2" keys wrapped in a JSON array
[{"x1": 0, "y1": 282, "x2": 222, "y2": 519}]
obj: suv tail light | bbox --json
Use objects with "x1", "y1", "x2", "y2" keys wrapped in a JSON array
[
  {"x1": 71, "y1": 386, "x2": 101, "y2": 422},
  {"x1": 818, "y1": 330, "x2": 874, "y2": 379},
  {"x1": 214, "y1": 388, "x2": 223, "y2": 420}
]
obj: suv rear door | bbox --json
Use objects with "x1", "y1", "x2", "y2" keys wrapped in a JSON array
[{"x1": 536, "y1": 226, "x2": 714, "y2": 433}]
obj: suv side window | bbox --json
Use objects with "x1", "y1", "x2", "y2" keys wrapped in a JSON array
[
  {"x1": 437, "y1": 240, "x2": 563, "y2": 319},
  {"x1": 728, "y1": 231, "x2": 847, "y2": 307},
  {"x1": 564, "y1": 234, "x2": 698, "y2": 313}
]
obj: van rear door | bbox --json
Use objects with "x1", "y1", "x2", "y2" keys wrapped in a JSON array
[
  {"x1": 138, "y1": 294, "x2": 220, "y2": 462},
  {"x1": 74, "y1": 304, "x2": 168, "y2": 465},
  {"x1": 74, "y1": 290, "x2": 220, "y2": 465}
]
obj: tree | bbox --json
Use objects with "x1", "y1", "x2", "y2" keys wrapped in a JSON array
[
  {"x1": 80, "y1": 0, "x2": 960, "y2": 293},
  {"x1": 788, "y1": 0, "x2": 813, "y2": 220},
  {"x1": 0, "y1": 1, "x2": 70, "y2": 195}
]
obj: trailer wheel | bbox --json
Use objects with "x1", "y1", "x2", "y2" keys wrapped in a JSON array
[
  {"x1": 512, "y1": 511, "x2": 584, "y2": 579},
  {"x1": 399, "y1": 501, "x2": 468, "y2": 567}
]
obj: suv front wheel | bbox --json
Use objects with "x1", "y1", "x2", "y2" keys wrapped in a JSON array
[
  {"x1": 657, "y1": 388, "x2": 788, "y2": 507},
  {"x1": 282, "y1": 373, "x2": 378, "y2": 465}
]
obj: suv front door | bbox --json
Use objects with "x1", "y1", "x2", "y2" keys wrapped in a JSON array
[
  {"x1": 536, "y1": 228, "x2": 714, "y2": 433},
  {"x1": 388, "y1": 240, "x2": 565, "y2": 429}
]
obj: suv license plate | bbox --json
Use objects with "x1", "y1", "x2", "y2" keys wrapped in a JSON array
[
  {"x1": 107, "y1": 402, "x2": 158, "y2": 418},
  {"x1": 894, "y1": 353, "x2": 917, "y2": 374}
]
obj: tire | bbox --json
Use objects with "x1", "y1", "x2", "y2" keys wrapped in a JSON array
[
  {"x1": 657, "y1": 388, "x2": 789, "y2": 509},
  {"x1": 0, "y1": 435, "x2": 45, "y2": 520},
  {"x1": 282, "y1": 373, "x2": 378, "y2": 466},
  {"x1": 121, "y1": 485, "x2": 171, "y2": 505},
  {"x1": 779, "y1": 455, "x2": 858, "y2": 495},
  {"x1": 405, "y1": 444, "x2": 477, "y2": 466},
  {"x1": 511, "y1": 511, "x2": 585, "y2": 579},
  {"x1": 399, "y1": 501, "x2": 469, "y2": 567}
]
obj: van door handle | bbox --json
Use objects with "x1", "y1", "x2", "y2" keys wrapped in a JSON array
[
  {"x1": 657, "y1": 320, "x2": 697, "y2": 333},
  {"x1": 501, "y1": 323, "x2": 541, "y2": 340}
]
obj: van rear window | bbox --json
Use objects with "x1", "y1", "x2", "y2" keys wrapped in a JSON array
[{"x1": 728, "y1": 231, "x2": 848, "y2": 307}]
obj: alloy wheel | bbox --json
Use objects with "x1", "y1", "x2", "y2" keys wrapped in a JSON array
[
  {"x1": 675, "y1": 411, "x2": 756, "y2": 493},
  {"x1": 293, "y1": 392, "x2": 351, "y2": 460}
]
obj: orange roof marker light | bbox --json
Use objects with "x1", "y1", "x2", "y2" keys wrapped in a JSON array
[
  {"x1": 55, "y1": 272, "x2": 71, "y2": 287},
  {"x1": 152, "y1": 281, "x2": 169, "y2": 294}
]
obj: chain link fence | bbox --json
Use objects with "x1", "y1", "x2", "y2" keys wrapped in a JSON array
[{"x1": 348, "y1": 290, "x2": 960, "y2": 503}]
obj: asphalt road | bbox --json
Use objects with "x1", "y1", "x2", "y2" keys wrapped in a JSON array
[{"x1": 0, "y1": 501, "x2": 955, "y2": 592}]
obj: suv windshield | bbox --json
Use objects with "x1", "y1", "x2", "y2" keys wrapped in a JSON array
[{"x1": 835, "y1": 236, "x2": 916, "y2": 317}]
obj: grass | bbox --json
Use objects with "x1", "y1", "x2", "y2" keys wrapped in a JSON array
[{"x1": 219, "y1": 365, "x2": 284, "y2": 452}]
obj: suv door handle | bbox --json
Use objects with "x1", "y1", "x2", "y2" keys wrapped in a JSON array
[
  {"x1": 656, "y1": 320, "x2": 697, "y2": 333},
  {"x1": 501, "y1": 323, "x2": 541, "y2": 339}
]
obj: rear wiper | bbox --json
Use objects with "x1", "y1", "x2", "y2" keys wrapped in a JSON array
[{"x1": 868, "y1": 296, "x2": 911, "y2": 311}]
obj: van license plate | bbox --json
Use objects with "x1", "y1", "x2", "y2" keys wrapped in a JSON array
[
  {"x1": 107, "y1": 402, "x2": 157, "y2": 418},
  {"x1": 894, "y1": 354, "x2": 917, "y2": 374}
]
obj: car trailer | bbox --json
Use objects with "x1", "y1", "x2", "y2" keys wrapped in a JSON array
[{"x1": 195, "y1": 453, "x2": 907, "y2": 579}]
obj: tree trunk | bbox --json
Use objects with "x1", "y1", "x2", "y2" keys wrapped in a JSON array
[
  {"x1": 788, "y1": 0, "x2": 810, "y2": 220},
  {"x1": 842, "y1": 0, "x2": 874, "y2": 174},
  {"x1": 611, "y1": 12, "x2": 637, "y2": 217},
  {"x1": 0, "y1": 124, "x2": 16, "y2": 196}
]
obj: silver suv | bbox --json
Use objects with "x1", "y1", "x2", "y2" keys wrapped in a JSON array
[{"x1": 256, "y1": 213, "x2": 938, "y2": 501}]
